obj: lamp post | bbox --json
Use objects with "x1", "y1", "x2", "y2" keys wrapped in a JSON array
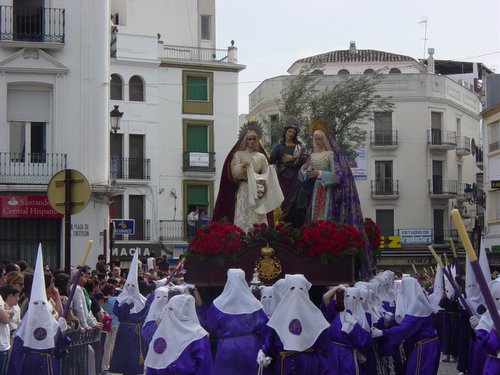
[
  {"x1": 110, "y1": 105, "x2": 123, "y2": 134},
  {"x1": 464, "y1": 182, "x2": 486, "y2": 250}
]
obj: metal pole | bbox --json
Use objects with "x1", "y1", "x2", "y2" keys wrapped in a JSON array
[{"x1": 64, "y1": 169, "x2": 72, "y2": 273}]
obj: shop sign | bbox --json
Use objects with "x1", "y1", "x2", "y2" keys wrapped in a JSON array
[
  {"x1": 378, "y1": 257, "x2": 431, "y2": 266},
  {"x1": 111, "y1": 243, "x2": 162, "y2": 260},
  {"x1": 399, "y1": 229, "x2": 432, "y2": 244},
  {"x1": 0, "y1": 195, "x2": 63, "y2": 218}
]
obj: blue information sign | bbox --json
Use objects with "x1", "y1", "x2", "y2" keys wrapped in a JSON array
[{"x1": 112, "y1": 219, "x2": 135, "y2": 235}]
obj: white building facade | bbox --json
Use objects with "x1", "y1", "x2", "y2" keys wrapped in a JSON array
[
  {"x1": 0, "y1": 0, "x2": 243, "y2": 269},
  {"x1": 249, "y1": 43, "x2": 484, "y2": 270}
]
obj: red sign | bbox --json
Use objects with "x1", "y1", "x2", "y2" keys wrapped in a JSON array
[{"x1": 0, "y1": 195, "x2": 64, "y2": 218}]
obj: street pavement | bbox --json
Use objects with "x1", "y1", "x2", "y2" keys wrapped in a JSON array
[{"x1": 438, "y1": 360, "x2": 460, "y2": 375}]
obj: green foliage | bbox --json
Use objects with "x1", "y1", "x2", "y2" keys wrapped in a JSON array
[{"x1": 262, "y1": 60, "x2": 394, "y2": 158}]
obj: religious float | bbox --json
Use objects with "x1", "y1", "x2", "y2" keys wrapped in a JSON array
[{"x1": 184, "y1": 219, "x2": 380, "y2": 286}]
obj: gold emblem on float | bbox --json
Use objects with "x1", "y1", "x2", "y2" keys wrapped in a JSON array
[{"x1": 255, "y1": 243, "x2": 282, "y2": 281}]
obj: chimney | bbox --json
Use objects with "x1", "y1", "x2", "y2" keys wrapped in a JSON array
[
  {"x1": 349, "y1": 41, "x2": 356, "y2": 55},
  {"x1": 427, "y1": 47, "x2": 435, "y2": 74}
]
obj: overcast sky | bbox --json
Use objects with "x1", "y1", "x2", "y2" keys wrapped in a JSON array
[{"x1": 216, "y1": 0, "x2": 500, "y2": 115}]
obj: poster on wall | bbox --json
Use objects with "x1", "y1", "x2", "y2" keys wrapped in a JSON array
[{"x1": 350, "y1": 148, "x2": 367, "y2": 180}]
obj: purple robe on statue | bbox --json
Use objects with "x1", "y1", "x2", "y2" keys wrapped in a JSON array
[
  {"x1": 109, "y1": 297, "x2": 152, "y2": 375},
  {"x1": 206, "y1": 304, "x2": 268, "y2": 375},
  {"x1": 262, "y1": 327, "x2": 333, "y2": 375},
  {"x1": 7, "y1": 336, "x2": 59, "y2": 375},
  {"x1": 382, "y1": 315, "x2": 440, "y2": 375},
  {"x1": 145, "y1": 336, "x2": 214, "y2": 375},
  {"x1": 477, "y1": 328, "x2": 500, "y2": 375}
]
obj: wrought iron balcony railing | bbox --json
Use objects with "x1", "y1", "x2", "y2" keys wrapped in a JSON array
[
  {"x1": 426, "y1": 129, "x2": 457, "y2": 148},
  {"x1": 111, "y1": 156, "x2": 151, "y2": 180},
  {"x1": 159, "y1": 220, "x2": 211, "y2": 241},
  {"x1": 183, "y1": 151, "x2": 216, "y2": 173},
  {"x1": 0, "y1": 152, "x2": 67, "y2": 184},
  {"x1": 370, "y1": 179, "x2": 399, "y2": 196},
  {"x1": 456, "y1": 136, "x2": 471, "y2": 155},
  {"x1": 427, "y1": 179, "x2": 458, "y2": 196},
  {"x1": 369, "y1": 130, "x2": 398, "y2": 147},
  {"x1": 0, "y1": 6, "x2": 65, "y2": 43}
]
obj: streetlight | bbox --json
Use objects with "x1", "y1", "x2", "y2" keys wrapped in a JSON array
[{"x1": 110, "y1": 105, "x2": 123, "y2": 134}]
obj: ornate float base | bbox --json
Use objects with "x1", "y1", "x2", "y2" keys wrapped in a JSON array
[{"x1": 185, "y1": 242, "x2": 357, "y2": 286}]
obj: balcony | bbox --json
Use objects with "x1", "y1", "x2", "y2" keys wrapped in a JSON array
[
  {"x1": 473, "y1": 142, "x2": 483, "y2": 170},
  {"x1": 160, "y1": 220, "x2": 207, "y2": 241},
  {"x1": 370, "y1": 179, "x2": 399, "y2": 199},
  {"x1": 114, "y1": 219, "x2": 151, "y2": 241},
  {"x1": 456, "y1": 182, "x2": 469, "y2": 202},
  {"x1": 111, "y1": 157, "x2": 151, "y2": 181},
  {"x1": 427, "y1": 129, "x2": 457, "y2": 151},
  {"x1": 456, "y1": 136, "x2": 471, "y2": 156},
  {"x1": 183, "y1": 151, "x2": 216, "y2": 173},
  {"x1": 428, "y1": 179, "x2": 458, "y2": 198},
  {"x1": 0, "y1": 152, "x2": 67, "y2": 185},
  {"x1": 0, "y1": 6, "x2": 65, "y2": 48},
  {"x1": 160, "y1": 44, "x2": 229, "y2": 63},
  {"x1": 369, "y1": 130, "x2": 398, "y2": 149}
]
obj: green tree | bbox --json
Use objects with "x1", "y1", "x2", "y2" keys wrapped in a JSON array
[{"x1": 265, "y1": 61, "x2": 394, "y2": 159}]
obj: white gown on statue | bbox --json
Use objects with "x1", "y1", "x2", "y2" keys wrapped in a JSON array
[{"x1": 231, "y1": 150, "x2": 284, "y2": 231}]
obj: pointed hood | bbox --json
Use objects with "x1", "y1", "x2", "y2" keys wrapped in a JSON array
[
  {"x1": 116, "y1": 251, "x2": 146, "y2": 313},
  {"x1": 15, "y1": 244, "x2": 59, "y2": 349}
]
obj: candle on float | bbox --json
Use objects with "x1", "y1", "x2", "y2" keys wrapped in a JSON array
[
  {"x1": 451, "y1": 209, "x2": 477, "y2": 261},
  {"x1": 449, "y1": 237, "x2": 458, "y2": 258},
  {"x1": 79, "y1": 240, "x2": 93, "y2": 267}
]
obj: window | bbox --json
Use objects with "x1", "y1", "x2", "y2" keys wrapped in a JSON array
[
  {"x1": 129, "y1": 195, "x2": 146, "y2": 240},
  {"x1": 187, "y1": 76, "x2": 208, "y2": 101},
  {"x1": 110, "y1": 74, "x2": 123, "y2": 100},
  {"x1": 432, "y1": 160, "x2": 443, "y2": 194},
  {"x1": 338, "y1": 69, "x2": 350, "y2": 75},
  {"x1": 201, "y1": 15, "x2": 211, "y2": 40},
  {"x1": 129, "y1": 75, "x2": 144, "y2": 102},
  {"x1": 374, "y1": 112, "x2": 393, "y2": 145},
  {"x1": 9, "y1": 122, "x2": 46, "y2": 162},
  {"x1": 183, "y1": 71, "x2": 213, "y2": 114},
  {"x1": 375, "y1": 161, "x2": 393, "y2": 194},
  {"x1": 184, "y1": 180, "x2": 214, "y2": 228},
  {"x1": 364, "y1": 68, "x2": 375, "y2": 74},
  {"x1": 389, "y1": 68, "x2": 401, "y2": 74},
  {"x1": 430, "y1": 111, "x2": 443, "y2": 144},
  {"x1": 376, "y1": 210, "x2": 394, "y2": 237},
  {"x1": 433, "y1": 209, "x2": 445, "y2": 244},
  {"x1": 490, "y1": 191, "x2": 500, "y2": 221},
  {"x1": 489, "y1": 121, "x2": 500, "y2": 153},
  {"x1": 183, "y1": 120, "x2": 214, "y2": 172}
]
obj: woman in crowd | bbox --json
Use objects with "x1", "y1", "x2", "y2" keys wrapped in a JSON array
[
  {"x1": 213, "y1": 121, "x2": 282, "y2": 231},
  {"x1": 269, "y1": 116, "x2": 308, "y2": 227}
]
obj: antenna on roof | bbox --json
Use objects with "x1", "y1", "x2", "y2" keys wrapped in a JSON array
[{"x1": 419, "y1": 19, "x2": 428, "y2": 60}]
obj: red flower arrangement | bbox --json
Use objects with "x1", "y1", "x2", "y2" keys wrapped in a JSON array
[
  {"x1": 293, "y1": 220, "x2": 366, "y2": 262},
  {"x1": 245, "y1": 222, "x2": 300, "y2": 247},
  {"x1": 187, "y1": 220, "x2": 244, "y2": 259},
  {"x1": 363, "y1": 217, "x2": 381, "y2": 252}
]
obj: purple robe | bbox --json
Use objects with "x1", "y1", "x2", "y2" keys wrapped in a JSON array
[
  {"x1": 382, "y1": 315, "x2": 440, "y2": 375},
  {"x1": 145, "y1": 337, "x2": 214, "y2": 375},
  {"x1": 7, "y1": 336, "x2": 59, "y2": 375},
  {"x1": 262, "y1": 327, "x2": 333, "y2": 375},
  {"x1": 477, "y1": 328, "x2": 500, "y2": 375},
  {"x1": 440, "y1": 297, "x2": 460, "y2": 356},
  {"x1": 109, "y1": 297, "x2": 152, "y2": 375},
  {"x1": 141, "y1": 320, "x2": 158, "y2": 348},
  {"x1": 468, "y1": 329, "x2": 487, "y2": 375},
  {"x1": 206, "y1": 304, "x2": 268, "y2": 375},
  {"x1": 326, "y1": 311, "x2": 371, "y2": 374}
]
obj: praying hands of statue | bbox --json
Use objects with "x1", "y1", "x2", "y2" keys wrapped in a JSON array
[
  {"x1": 242, "y1": 160, "x2": 251, "y2": 169},
  {"x1": 282, "y1": 154, "x2": 294, "y2": 163},
  {"x1": 306, "y1": 169, "x2": 319, "y2": 178}
]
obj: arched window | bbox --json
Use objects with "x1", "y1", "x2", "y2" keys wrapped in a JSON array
[
  {"x1": 311, "y1": 69, "x2": 324, "y2": 75},
  {"x1": 364, "y1": 68, "x2": 375, "y2": 75},
  {"x1": 129, "y1": 75, "x2": 144, "y2": 102},
  {"x1": 110, "y1": 74, "x2": 123, "y2": 100},
  {"x1": 338, "y1": 69, "x2": 350, "y2": 75},
  {"x1": 389, "y1": 68, "x2": 401, "y2": 74}
]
